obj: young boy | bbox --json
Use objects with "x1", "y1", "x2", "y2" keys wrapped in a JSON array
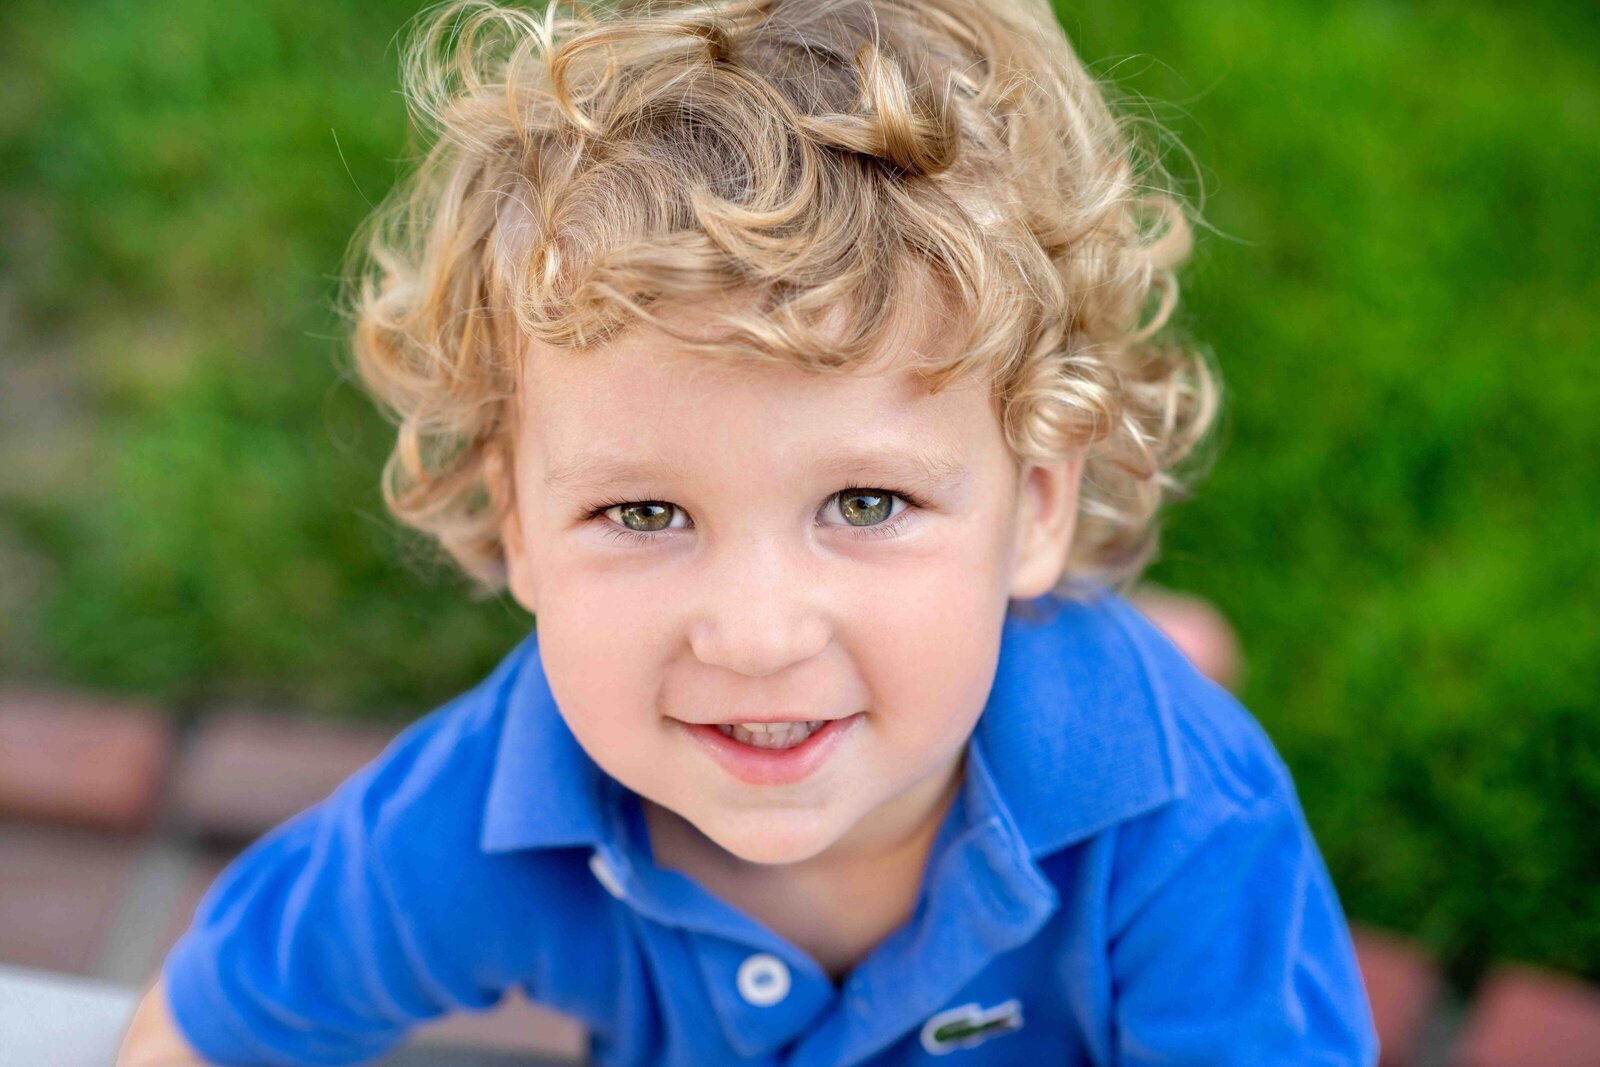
[{"x1": 117, "y1": 0, "x2": 1378, "y2": 1063}]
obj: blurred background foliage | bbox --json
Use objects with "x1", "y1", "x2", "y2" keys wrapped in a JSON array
[{"x1": 0, "y1": 0, "x2": 1595, "y2": 990}]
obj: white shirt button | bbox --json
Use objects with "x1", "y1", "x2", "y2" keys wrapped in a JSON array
[
  {"x1": 736, "y1": 953, "x2": 791, "y2": 1007},
  {"x1": 587, "y1": 850, "x2": 626, "y2": 900}
]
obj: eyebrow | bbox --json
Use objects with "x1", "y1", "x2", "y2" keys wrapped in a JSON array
[{"x1": 543, "y1": 445, "x2": 969, "y2": 499}]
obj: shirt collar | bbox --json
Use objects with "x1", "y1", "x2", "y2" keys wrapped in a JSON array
[
  {"x1": 480, "y1": 630, "x2": 609, "y2": 852},
  {"x1": 480, "y1": 588, "x2": 1187, "y2": 858},
  {"x1": 975, "y1": 588, "x2": 1189, "y2": 857}
]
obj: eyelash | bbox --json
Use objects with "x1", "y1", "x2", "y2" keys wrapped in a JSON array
[{"x1": 584, "y1": 488, "x2": 926, "y2": 548}]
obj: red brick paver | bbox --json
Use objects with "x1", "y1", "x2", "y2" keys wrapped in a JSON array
[
  {"x1": 1351, "y1": 925, "x2": 1444, "y2": 1067},
  {"x1": 0, "y1": 689, "x2": 173, "y2": 833},
  {"x1": 168, "y1": 710, "x2": 397, "y2": 843},
  {"x1": 0, "y1": 824, "x2": 144, "y2": 974},
  {"x1": 1453, "y1": 964, "x2": 1600, "y2": 1067}
]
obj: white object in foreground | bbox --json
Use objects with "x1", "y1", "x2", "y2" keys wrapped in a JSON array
[{"x1": 0, "y1": 963, "x2": 138, "y2": 1067}]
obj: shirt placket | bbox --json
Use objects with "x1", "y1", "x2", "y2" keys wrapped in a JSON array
[
  {"x1": 586, "y1": 778, "x2": 841, "y2": 1060},
  {"x1": 787, "y1": 741, "x2": 1062, "y2": 1067}
]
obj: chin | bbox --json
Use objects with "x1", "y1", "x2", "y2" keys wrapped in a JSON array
[{"x1": 700, "y1": 812, "x2": 841, "y2": 867}]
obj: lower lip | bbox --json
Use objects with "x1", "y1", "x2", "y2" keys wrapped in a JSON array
[{"x1": 680, "y1": 714, "x2": 863, "y2": 786}]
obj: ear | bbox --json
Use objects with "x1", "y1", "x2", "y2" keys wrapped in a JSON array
[
  {"x1": 485, "y1": 442, "x2": 538, "y2": 615},
  {"x1": 1007, "y1": 453, "x2": 1085, "y2": 600}
]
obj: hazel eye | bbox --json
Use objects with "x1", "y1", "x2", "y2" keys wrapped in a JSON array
[
  {"x1": 607, "y1": 501, "x2": 683, "y2": 532},
  {"x1": 825, "y1": 489, "x2": 903, "y2": 528}
]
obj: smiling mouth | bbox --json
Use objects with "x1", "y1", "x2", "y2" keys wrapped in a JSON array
[{"x1": 681, "y1": 714, "x2": 863, "y2": 786}]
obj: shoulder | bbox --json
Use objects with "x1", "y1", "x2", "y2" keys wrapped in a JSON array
[
  {"x1": 1076, "y1": 593, "x2": 1316, "y2": 923},
  {"x1": 319, "y1": 632, "x2": 620, "y2": 988},
  {"x1": 332, "y1": 632, "x2": 534, "y2": 851},
  {"x1": 1056, "y1": 598, "x2": 1378, "y2": 1063},
  {"x1": 985, "y1": 590, "x2": 1295, "y2": 857},
  {"x1": 998, "y1": 589, "x2": 1306, "y2": 869},
  {"x1": 1095, "y1": 592, "x2": 1295, "y2": 811}
]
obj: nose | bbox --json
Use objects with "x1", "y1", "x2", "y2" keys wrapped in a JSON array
[{"x1": 687, "y1": 537, "x2": 831, "y2": 677}]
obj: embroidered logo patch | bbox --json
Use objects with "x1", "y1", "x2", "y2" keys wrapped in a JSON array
[{"x1": 919, "y1": 998, "x2": 1024, "y2": 1055}]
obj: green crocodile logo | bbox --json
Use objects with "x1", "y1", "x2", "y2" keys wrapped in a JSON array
[{"x1": 919, "y1": 998, "x2": 1024, "y2": 1054}]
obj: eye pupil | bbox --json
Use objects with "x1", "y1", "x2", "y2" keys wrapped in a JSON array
[
  {"x1": 839, "y1": 491, "x2": 891, "y2": 526},
  {"x1": 619, "y1": 502, "x2": 672, "y2": 531}
]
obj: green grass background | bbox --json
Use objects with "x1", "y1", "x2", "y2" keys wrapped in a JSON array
[{"x1": 1, "y1": 0, "x2": 1595, "y2": 989}]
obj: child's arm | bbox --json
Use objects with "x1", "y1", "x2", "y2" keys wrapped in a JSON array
[
  {"x1": 1105, "y1": 780, "x2": 1379, "y2": 1064},
  {"x1": 151, "y1": 768, "x2": 506, "y2": 1064},
  {"x1": 137, "y1": 666, "x2": 616, "y2": 1066},
  {"x1": 115, "y1": 976, "x2": 215, "y2": 1067}
]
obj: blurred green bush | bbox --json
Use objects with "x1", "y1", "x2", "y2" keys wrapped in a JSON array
[{"x1": 0, "y1": 0, "x2": 1595, "y2": 987}]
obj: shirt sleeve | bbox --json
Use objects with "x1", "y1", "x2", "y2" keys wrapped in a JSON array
[
  {"x1": 161, "y1": 758, "x2": 502, "y2": 1067},
  {"x1": 1105, "y1": 785, "x2": 1380, "y2": 1066}
]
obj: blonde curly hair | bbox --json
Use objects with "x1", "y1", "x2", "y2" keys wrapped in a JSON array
[{"x1": 342, "y1": 0, "x2": 1219, "y2": 598}]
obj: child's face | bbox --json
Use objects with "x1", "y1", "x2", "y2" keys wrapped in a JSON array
[{"x1": 498, "y1": 290, "x2": 1081, "y2": 870}]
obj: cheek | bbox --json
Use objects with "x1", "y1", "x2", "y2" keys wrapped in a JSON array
[
  {"x1": 535, "y1": 547, "x2": 671, "y2": 673},
  {"x1": 534, "y1": 598, "x2": 669, "y2": 750},
  {"x1": 856, "y1": 549, "x2": 1007, "y2": 745}
]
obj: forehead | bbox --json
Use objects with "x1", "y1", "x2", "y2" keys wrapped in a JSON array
[{"x1": 515, "y1": 294, "x2": 999, "y2": 478}]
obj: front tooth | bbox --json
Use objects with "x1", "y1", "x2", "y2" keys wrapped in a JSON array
[
  {"x1": 747, "y1": 726, "x2": 795, "y2": 749},
  {"x1": 721, "y1": 721, "x2": 822, "y2": 749}
]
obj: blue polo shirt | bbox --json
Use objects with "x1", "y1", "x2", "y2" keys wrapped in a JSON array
[{"x1": 162, "y1": 590, "x2": 1379, "y2": 1066}]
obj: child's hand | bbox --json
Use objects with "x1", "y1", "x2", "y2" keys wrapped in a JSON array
[{"x1": 115, "y1": 976, "x2": 216, "y2": 1067}]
